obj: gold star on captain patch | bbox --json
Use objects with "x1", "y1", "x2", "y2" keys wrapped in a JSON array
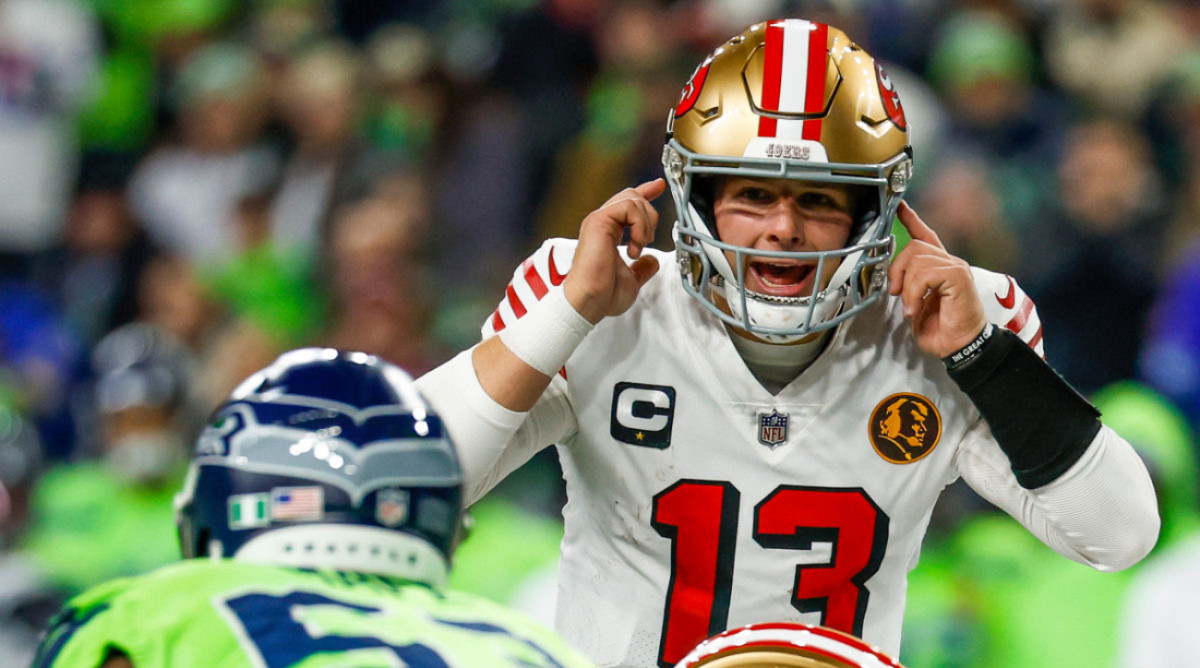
[{"x1": 636, "y1": 432, "x2": 644, "y2": 441}]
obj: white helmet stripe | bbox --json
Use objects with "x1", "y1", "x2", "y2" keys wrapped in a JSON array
[
  {"x1": 775, "y1": 20, "x2": 809, "y2": 140},
  {"x1": 759, "y1": 20, "x2": 829, "y2": 141}
]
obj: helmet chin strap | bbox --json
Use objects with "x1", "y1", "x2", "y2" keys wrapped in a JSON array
[
  {"x1": 689, "y1": 202, "x2": 736, "y2": 283},
  {"x1": 722, "y1": 247, "x2": 863, "y2": 343}
]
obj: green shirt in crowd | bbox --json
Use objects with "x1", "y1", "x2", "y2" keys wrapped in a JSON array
[
  {"x1": 21, "y1": 462, "x2": 184, "y2": 595},
  {"x1": 901, "y1": 381, "x2": 1200, "y2": 668},
  {"x1": 34, "y1": 559, "x2": 596, "y2": 668}
]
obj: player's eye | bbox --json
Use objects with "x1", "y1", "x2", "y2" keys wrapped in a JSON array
[
  {"x1": 737, "y1": 187, "x2": 775, "y2": 203},
  {"x1": 797, "y1": 192, "x2": 842, "y2": 210}
]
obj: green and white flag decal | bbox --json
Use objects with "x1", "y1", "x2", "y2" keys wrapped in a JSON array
[{"x1": 228, "y1": 493, "x2": 270, "y2": 529}]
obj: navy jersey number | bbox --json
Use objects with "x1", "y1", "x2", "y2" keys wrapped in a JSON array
[
  {"x1": 221, "y1": 590, "x2": 567, "y2": 668},
  {"x1": 224, "y1": 591, "x2": 449, "y2": 668}
]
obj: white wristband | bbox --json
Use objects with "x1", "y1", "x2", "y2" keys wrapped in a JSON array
[{"x1": 498, "y1": 285, "x2": 595, "y2": 376}]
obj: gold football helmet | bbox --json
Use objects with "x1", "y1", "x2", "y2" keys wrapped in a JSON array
[
  {"x1": 663, "y1": 19, "x2": 912, "y2": 341},
  {"x1": 677, "y1": 623, "x2": 905, "y2": 668}
]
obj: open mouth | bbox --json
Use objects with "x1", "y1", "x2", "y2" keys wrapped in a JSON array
[{"x1": 748, "y1": 261, "x2": 815, "y2": 297}]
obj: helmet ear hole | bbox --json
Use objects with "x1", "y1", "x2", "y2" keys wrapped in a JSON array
[
  {"x1": 177, "y1": 503, "x2": 198, "y2": 558},
  {"x1": 848, "y1": 184, "x2": 881, "y2": 240},
  {"x1": 194, "y1": 528, "x2": 211, "y2": 558},
  {"x1": 690, "y1": 175, "x2": 719, "y2": 237}
]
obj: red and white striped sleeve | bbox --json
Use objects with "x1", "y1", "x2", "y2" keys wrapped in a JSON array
[
  {"x1": 970, "y1": 267, "x2": 1045, "y2": 359},
  {"x1": 417, "y1": 239, "x2": 583, "y2": 503},
  {"x1": 482, "y1": 239, "x2": 579, "y2": 379},
  {"x1": 483, "y1": 238, "x2": 577, "y2": 338}
]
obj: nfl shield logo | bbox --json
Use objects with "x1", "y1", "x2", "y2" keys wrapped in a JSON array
[
  {"x1": 375, "y1": 488, "x2": 410, "y2": 528},
  {"x1": 758, "y1": 409, "x2": 789, "y2": 449}
]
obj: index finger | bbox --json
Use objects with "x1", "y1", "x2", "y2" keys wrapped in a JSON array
[
  {"x1": 634, "y1": 178, "x2": 667, "y2": 201},
  {"x1": 898, "y1": 201, "x2": 944, "y2": 250}
]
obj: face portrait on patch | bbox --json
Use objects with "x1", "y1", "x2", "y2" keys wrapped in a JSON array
[{"x1": 870, "y1": 394, "x2": 941, "y2": 464}]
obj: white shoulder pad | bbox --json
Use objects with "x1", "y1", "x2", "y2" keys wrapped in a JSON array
[{"x1": 970, "y1": 267, "x2": 1045, "y2": 358}]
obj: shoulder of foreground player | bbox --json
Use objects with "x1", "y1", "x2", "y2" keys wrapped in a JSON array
[
  {"x1": 74, "y1": 560, "x2": 341, "y2": 628},
  {"x1": 59, "y1": 561, "x2": 274, "y2": 621},
  {"x1": 54, "y1": 560, "x2": 244, "y2": 624},
  {"x1": 434, "y1": 589, "x2": 596, "y2": 665},
  {"x1": 39, "y1": 563, "x2": 387, "y2": 668},
  {"x1": 33, "y1": 565, "x2": 214, "y2": 668},
  {"x1": 434, "y1": 586, "x2": 551, "y2": 623}
]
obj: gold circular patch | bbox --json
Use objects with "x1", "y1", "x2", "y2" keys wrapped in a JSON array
[{"x1": 868, "y1": 392, "x2": 941, "y2": 464}]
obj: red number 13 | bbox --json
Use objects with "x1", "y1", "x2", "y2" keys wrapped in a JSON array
[{"x1": 651, "y1": 481, "x2": 888, "y2": 667}]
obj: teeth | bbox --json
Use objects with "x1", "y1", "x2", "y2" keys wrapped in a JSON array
[{"x1": 754, "y1": 263, "x2": 809, "y2": 287}]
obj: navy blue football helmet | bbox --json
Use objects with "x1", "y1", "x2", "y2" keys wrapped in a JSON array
[{"x1": 175, "y1": 348, "x2": 462, "y2": 584}]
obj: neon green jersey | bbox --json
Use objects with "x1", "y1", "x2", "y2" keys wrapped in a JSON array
[{"x1": 34, "y1": 559, "x2": 595, "y2": 668}]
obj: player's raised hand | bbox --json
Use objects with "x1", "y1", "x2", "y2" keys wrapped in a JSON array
[
  {"x1": 565, "y1": 179, "x2": 665, "y2": 324},
  {"x1": 887, "y1": 201, "x2": 989, "y2": 359}
]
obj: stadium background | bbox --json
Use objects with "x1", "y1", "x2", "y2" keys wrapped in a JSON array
[{"x1": 0, "y1": 0, "x2": 1197, "y2": 665}]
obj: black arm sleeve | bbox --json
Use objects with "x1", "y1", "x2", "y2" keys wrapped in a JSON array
[{"x1": 945, "y1": 327, "x2": 1101, "y2": 489}]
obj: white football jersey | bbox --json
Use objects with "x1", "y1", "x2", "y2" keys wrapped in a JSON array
[{"x1": 422, "y1": 238, "x2": 1151, "y2": 668}]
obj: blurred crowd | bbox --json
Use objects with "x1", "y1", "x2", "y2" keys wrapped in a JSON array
[{"x1": 1, "y1": 0, "x2": 1199, "y2": 665}]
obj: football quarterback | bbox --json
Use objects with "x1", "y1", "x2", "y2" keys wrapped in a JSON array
[
  {"x1": 416, "y1": 18, "x2": 1158, "y2": 668},
  {"x1": 33, "y1": 349, "x2": 594, "y2": 668}
]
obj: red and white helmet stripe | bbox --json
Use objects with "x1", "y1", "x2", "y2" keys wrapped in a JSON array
[
  {"x1": 678, "y1": 622, "x2": 904, "y2": 668},
  {"x1": 757, "y1": 20, "x2": 830, "y2": 141}
]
